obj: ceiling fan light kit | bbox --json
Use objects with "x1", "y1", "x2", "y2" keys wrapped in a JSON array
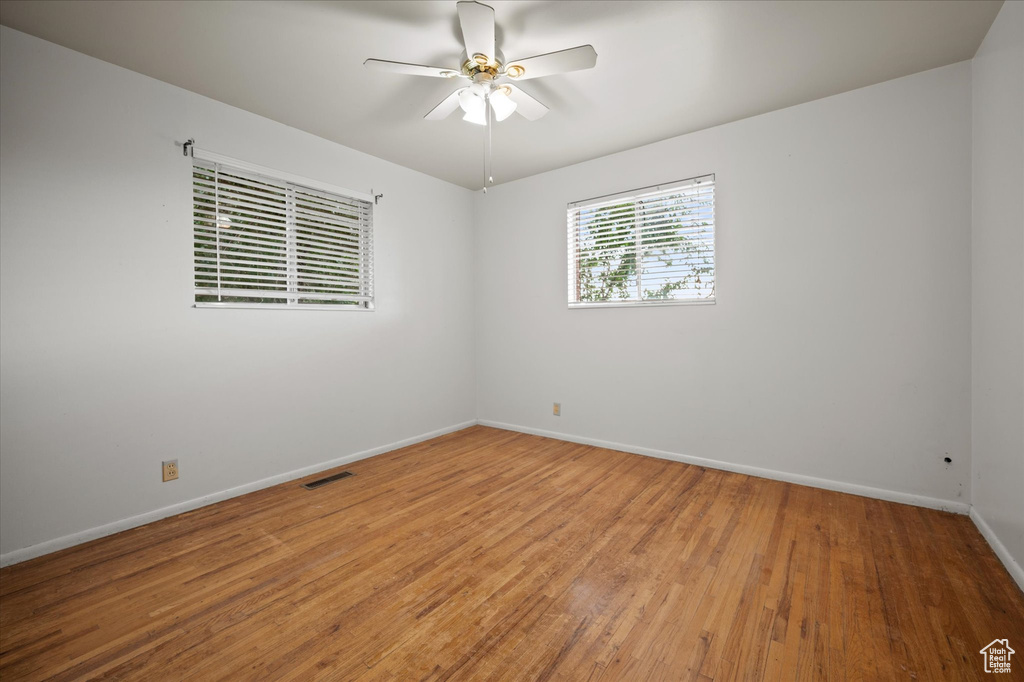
[
  {"x1": 364, "y1": 0, "x2": 597, "y2": 190},
  {"x1": 489, "y1": 87, "x2": 516, "y2": 121}
]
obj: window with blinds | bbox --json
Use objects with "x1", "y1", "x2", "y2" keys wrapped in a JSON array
[
  {"x1": 567, "y1": 175, "x2": 715, "y2": 307},
  {"x1": 192, "y1": 158, "x2": 373, "y2": 309}
]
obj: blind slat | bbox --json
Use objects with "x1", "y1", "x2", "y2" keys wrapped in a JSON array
[
  {"x1": 193, "y1": 206, "x2": 369, "y2": 244},
  {"x1": 192, "y1": 184, "x2": 371, "y2": 225},
  {"x1": 581, "y1": 239, "x2": 714, "y2": 251},
  {"x1": 194, "y1": 228, "x2": 369, "y2": 260},
  {"x1": 575, "y1": 240, "x2": 715, "y2": 260},
  {"x1": 568, "y1": 174, "x2": 714, "y2": 210},
  {"x1": 194, "y1": 286, "x2": 371, "y2": 302},
  {"x1": 194, "y1": 243, "x2": 367, "y2": 269},
  {"x1": 195, "y1": 260, "x2": 371, "y2": 281},
  {"x1": 194, "y1": 244, "x2": 367, "y2": 271}
]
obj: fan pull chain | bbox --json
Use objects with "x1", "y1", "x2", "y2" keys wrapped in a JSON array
[
  {"x1": 483, "y1": 95, "x2": 494, "y2": 193},
  {"x1": 482, "y1": 96, "x2": 487, "y2": 193},
  {"x1": 487, "y1": 95, "x2": 494, "y2": 187}
]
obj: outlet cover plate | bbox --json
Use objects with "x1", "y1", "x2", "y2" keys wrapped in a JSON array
[{"x1": 162, "y1": 459, "x2": 179, "y2": 482}]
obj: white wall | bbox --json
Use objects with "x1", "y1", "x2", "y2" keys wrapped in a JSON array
[
  {"x1": 475, "y1": 63, "x2": 973, "y2": 508},
  {"x1": 0, "y1": 27, "x2": 476, "y2": 559},
  {"x1": 971, "y1": 0, "x2": 1024, "y2": 584}
]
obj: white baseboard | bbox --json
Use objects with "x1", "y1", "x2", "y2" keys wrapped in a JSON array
[
  {"x1": 478, "y1": 420, "x2": 972, "y2": 515},
  {"x1": 969, "y1": 507, "x2": 1024, "y2": 592},
  {"x1": 0, "y1": 420, "x2": 477, "y2": 568}
]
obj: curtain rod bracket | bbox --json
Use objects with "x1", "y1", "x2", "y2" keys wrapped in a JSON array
[
  {"x1": 372, "y1": 191, "x2": 383, "y2": 205},
  {"x1": 182, "y1": 139, "x2": 194, "y2": 157}
]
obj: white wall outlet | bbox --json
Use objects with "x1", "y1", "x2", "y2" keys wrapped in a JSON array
[{"x1": 553, "y1": 402, "x2": 561, "y2": 416}]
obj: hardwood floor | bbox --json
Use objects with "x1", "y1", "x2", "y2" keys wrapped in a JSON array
[{"x1": 1, "y1": 426, "x2": 1022, "y2": 680}]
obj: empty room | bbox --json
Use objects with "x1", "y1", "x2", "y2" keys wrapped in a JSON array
[{"x1": 0, "y1": 0, "x2": 1022, "y2": 679}]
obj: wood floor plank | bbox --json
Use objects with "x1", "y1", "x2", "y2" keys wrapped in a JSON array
[{"x1": 1, "y1": 426, "x2": 1022, "y2": 680}]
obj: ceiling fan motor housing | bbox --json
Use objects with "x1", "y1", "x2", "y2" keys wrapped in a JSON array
[{"x1": 462, "y1": 49, "x2": 505, "y2": 80}]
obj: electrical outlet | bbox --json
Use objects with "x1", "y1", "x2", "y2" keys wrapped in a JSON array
[
  {"x1": 162, "y1": 460, "x2": 179, "y2": 482},
  {"x1": 553, "y1": 402, "x2": 561, "y2": 416}
]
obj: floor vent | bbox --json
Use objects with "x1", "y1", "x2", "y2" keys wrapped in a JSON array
[{"x1": 301, "y1": 471, "x2": 354, "y2": 490}]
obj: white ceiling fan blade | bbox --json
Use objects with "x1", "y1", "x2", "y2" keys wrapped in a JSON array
[
  {"x1": 504, "y1": 84, "x2": 548, "y2": 121},
  {"x1": 457, "y1": 1, "x2": 496, "y2": 62},
  {"x1": 505, "y1": 45, "x2": 597, "y2": 81},
  {"x1": 364, "y1": 59, "x2": 461, "y2": 79},
  {"x1": 424, "y1": 89, "x2": 466, "y2": 120}
]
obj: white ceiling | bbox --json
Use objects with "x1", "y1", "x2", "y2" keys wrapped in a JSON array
[{"x1": 0, "y1": 0, "x2": 1002, "y2": 189}]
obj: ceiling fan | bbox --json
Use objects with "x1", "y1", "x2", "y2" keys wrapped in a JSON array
[{"x1": 364, "y1": 0, "x2": 597, "y2": 188}]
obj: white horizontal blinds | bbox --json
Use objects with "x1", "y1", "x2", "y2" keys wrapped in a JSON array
[
  {"x1": 567, "y1": 175, "x2": 715, "y2": 305},
  {"x1": 193, "y1": 159, "x2": 373, "y2": 308}
]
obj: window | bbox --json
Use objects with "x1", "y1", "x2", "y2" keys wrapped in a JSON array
[
  {"x1": 192, "y1": 155, "x2": 373, "y2": 309},
  {"x1": 567, "y1": 175, "x2": 715, "y2": 307}
]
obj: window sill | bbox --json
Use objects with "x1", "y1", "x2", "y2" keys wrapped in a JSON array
[
  {"x1": 194, "y1": 303, "x2": 375, "y2": 311},
  {"x1": 568, "y1": 298, "x2": 715, "y2": 310}
]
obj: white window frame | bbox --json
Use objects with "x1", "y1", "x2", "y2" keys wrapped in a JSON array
[
  {"x1": 567, "y1": 174, "x2": 716, "y2": 309},
  {"x1": 191, "y1": 149, "x2": 375, "y2": 311}
]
